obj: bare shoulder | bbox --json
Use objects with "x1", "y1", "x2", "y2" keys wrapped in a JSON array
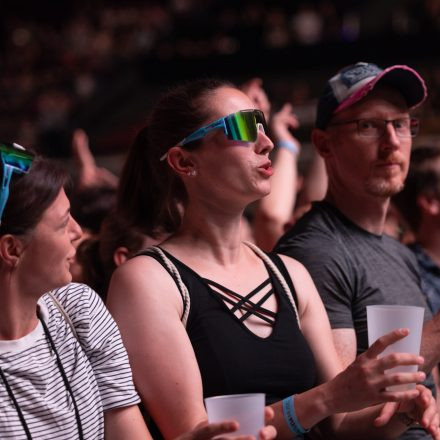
[
  {"x1": 111, "y1": 254, "x2": 173, "y2": 285},
  {"x1": 275, "y1": 253, "x2": 321, "y2": 314},
  {"x1": 107, "y1": 254, "x2": 184, "y2": 315},
  {"x1": 277, "y1": 253, "x2": 314, "y2": 282}
]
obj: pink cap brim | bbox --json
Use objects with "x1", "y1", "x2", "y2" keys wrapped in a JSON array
[{"x1": 334, "y1": 65, "x2": 428, "y2": 114}]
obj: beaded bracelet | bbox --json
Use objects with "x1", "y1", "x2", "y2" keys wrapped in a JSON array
[
  {"x1": 277, "y1": 139, "x2": 300, "y2": 155},
  {"x1": 282, "y1": 395, "x2": 310, "y2": 435}
]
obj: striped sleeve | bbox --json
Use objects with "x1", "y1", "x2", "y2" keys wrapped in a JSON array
[{"x1": 52, "y1": 283, "x2": 140, "y2": 411}]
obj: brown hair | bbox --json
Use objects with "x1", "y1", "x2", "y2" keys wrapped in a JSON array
[
  {"x1": 393, "y1": 145, "x2": 440, "y2": 231},
  {"x1": 117, "y1": 78, "x2": 233, "y2": 235},
  {"x1": 76, "y1": 211, "x2": 149, "y2": 300},
  {"x1": 0, "y1": 156, "x2": 69, "y2": 236}
]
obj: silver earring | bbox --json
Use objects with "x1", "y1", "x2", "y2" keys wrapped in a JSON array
[{"x1": 187, "y1": 169, "x2": 197, "y2": 177}]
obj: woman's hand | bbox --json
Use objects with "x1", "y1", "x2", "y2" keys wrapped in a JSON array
[
  {"x1": 374, "y1": 384, "x2": 440, "y2": 439},
  {"x1": 176, "y1": 407, "x2": 277, "y2": 440},
  {"x1": 328, "y1": 328, "x2": 426, "y2": 414}
]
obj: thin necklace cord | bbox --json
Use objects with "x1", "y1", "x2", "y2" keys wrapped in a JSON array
[
  {"x1": 40, "y1": 316, "x2": 84, "y2": 440},
  {"x1": 0, "y1": 316, "x2": 84, "y2": 440},
  {"x1": 0, "y1": 367, "x2": 32, "y2": 440}
]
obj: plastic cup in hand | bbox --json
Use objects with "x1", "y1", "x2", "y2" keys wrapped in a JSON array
[
  {"x1": 204, "y1": 393, "x2": 265, "y2": 437},
  {"x1": 367, "y1": 305, "x2": 424, "y2": 391}
]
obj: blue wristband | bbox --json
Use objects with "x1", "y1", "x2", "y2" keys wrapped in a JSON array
[
  {"x1": 277, "y1": 140, "x2": 300, "y2": 155},
  {"x1": 282, "y1": 395, "x2": 310, "y2": 435}
]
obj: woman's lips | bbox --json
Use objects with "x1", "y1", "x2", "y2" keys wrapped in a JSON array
[{"x1": 258, "y1": 161, "x2": 274, "y2": 177}]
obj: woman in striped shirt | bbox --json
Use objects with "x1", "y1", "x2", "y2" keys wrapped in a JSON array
[{"x1": 0, "y1": 143, "x2": 275, "y2": 440}]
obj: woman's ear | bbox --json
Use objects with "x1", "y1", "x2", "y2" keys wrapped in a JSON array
[
  {"x1": 113, "y1": 246, "x2": 130, "y2": 267},
  {"x1": 312, "y1": 128, "x2": 333, "y2": 159},
  {"x1": 0, "y1": 234, "x2": 24, "y2": 268},
  {"x1": 166, "y1": 146, "x2": 197, "y2": 177}
]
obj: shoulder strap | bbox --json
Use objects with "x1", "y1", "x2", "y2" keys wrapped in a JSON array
[
  {"x1": 46, "y1": 291, "x2": 79, "y2": 341},
  {"x1": 243, "y1": 241, "x2": 301, "y2": 329},
  {"x1": 143, "y1": 246, "x2": 191, "y2": 328},
  {"x1": 265, "y1": 253, "x2": 299, "y2": 307}
]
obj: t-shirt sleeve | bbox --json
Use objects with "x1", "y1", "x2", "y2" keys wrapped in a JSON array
[
  {"x1": 277, "y1": 234, "x2": 356, "y2": 330},
  {"x1": 56, "y1": 283, "x2": 140, "y2": 411}
]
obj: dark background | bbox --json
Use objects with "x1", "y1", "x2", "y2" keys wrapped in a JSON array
[{"x1": 1, "y1": 0, "x2": 439, "y2": 162}]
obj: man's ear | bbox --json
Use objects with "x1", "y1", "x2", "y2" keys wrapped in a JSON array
[
  {"x1": 417, "y1": 192, "x2": 440, "y2": 216},
  {"x1": 311, "y1": 128, "x2": 333, "y2": 159},
  {"x1": 0, "y1": 234, "x2": 25, "y2": 268},
  {"x1": 166, "y1": 146, "x2": 197, "y2": 177}
]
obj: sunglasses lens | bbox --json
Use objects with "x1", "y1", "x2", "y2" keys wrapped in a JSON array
[
  {"x1": 254, "y1": 110, "x2": 267, "y2": 130},
  {"x1": 0, "y1": 143, "x2": 34, "y2": 222},
  {"x1": 225, "y1": 110, "x2": 264, "y2": 142},
  {"x1": 0, "y1": 143, "x2": 34, "y2": 173}
]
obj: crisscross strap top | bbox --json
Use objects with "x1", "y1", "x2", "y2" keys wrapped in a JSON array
[
  {"x1": 204, "y1": 277, "x2": 276, "y2": 325},
  {"x1": 138, "y1": 246, "x2": 317, "y2": 405}
]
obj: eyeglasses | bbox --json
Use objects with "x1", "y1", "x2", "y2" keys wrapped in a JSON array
[
  {"x1": 328, "y1": 117, "x2": 420, "y2": 139},
  {"x1": 160, "y1": 109, "x2": 268, "y2": 161},
  {"x1": 0, "y1": 142, "x2": 34, "y2": 223}
]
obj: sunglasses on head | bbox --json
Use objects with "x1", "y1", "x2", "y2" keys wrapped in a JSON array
[
  {"x1": 160, "y1": 109, "x2": 268, "y2": 161},
  {"x1": 0, "y1": 142, "x2": 34, "y2": 223}
]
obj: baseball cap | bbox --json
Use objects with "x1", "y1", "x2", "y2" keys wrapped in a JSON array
[{"x1": 315, "y1": 62, "x2": 428, "y2": 129}]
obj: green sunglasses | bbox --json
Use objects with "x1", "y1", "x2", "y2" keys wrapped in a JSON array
[
  {"x1": 160, "y1": 109, "x2": 268, "y2": 161},
  {"x1": 0, "y1": 142, "x2": 34, "y2": 224}
]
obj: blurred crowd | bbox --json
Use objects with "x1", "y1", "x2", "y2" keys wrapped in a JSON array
[{"x1": 1, "y1": 0, "x2": 440, "y2": 156}]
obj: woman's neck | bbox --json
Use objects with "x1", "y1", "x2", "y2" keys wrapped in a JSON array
[
  {"x1": 0, "y1": 273, "x2": 39, "y2": 340},
  {"x1": 164, "y1": 202, "x2": 247, "y2": 266}
]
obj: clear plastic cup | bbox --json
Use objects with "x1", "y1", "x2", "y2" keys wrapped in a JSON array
[
  {"x1": 367, "y1": 305, "x2": 424, "y2": 391},
  {"x1": 204, "y1": 393, "x2": 265, "y2": 436}
]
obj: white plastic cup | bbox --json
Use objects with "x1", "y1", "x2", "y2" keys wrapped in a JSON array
[
  {"x1": 367, "y1": 305, "x2": 424, "y2": 391},
  {"x1": 204, "y1": 393, "x2": 265, "y2": 437}
]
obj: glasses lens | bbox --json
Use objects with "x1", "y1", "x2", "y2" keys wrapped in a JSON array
[
  {"x1": 225, "y1": 110, "x2": 266, "y2": 142},
  {"x1": 357, "y1": 119, "x2": 382, "y2": 138},
  {"x1": 409, "y1": 118, "x2": 420, "y2": 137},
  {"x1": 0, "y1": 143, "x2": 34, "y2": 223},
  {"x1": 254, "y1": 110, "x2": 268, "y2": 133}
]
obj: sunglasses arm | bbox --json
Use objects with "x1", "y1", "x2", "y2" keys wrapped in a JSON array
[
  {"x1": 0, "y1": 164, "x2": 14, "y2": 222},
  {"x1": 178, "y1": 119, "x2": 226, "y2": 147}
]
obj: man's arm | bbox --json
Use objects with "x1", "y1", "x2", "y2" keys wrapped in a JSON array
[
  {"x1": 331, "y1": 328, "x2": 358, "y2": 368},
  {"x1": 421, "y1": 312, "x2": 440, "y2": 372}
]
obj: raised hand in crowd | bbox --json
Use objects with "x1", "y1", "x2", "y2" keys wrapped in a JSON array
[{"x1": 72, "y1": 128, "x2": 119, "y2": 190}]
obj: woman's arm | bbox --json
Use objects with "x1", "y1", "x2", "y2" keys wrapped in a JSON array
[
  {"x1": 106, "y1": 256, "x2": 209, "y2": 439},
  {"x1": 105, "y1": 405, "x2": 152, "y2": 440}
]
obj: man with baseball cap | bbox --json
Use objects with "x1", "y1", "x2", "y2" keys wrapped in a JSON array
[{"x1": 275, "y1": 62, "x2": 437, "y2": 439}]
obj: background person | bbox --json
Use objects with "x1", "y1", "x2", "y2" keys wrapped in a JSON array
[
  {"x1": 275, "y1": 62, "x2": 438, "y2": 440},
  {"x1": 393, "y1": 144, "x2": 440, "y2": 315}
]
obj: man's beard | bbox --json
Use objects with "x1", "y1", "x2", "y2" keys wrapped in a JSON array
[{"x1": 364, "y1": 177, "x2": 404, "y2": 198}]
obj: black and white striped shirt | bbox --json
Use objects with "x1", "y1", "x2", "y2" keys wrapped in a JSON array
[{"x1": 0, "y1": 283, "x2": 140, "y2": 439}]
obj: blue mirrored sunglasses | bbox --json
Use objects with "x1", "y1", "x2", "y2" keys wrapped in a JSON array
[
  {"x1": 0, "y1": 142, "x2": 34, "y2": 224},
  {"x1": 160, "y1": 109, "x2": 267, "y2": 161}
]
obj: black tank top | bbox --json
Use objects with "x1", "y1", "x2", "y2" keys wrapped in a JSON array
[{"x1": 141, "y1": 248, "x2": 317, "y2": 405}]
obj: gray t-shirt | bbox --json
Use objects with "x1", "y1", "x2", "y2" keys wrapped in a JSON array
[{"x1": 275, "y1": 201, "x2": 433, "y2": 440}]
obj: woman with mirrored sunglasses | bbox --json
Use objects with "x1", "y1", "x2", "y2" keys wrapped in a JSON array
[
  {"x1": 107, "y1": 79, "x2": 439, "y2": 440},
  {"x1": 0, "y1": 143, "x2": 276, "y2": 440}
]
